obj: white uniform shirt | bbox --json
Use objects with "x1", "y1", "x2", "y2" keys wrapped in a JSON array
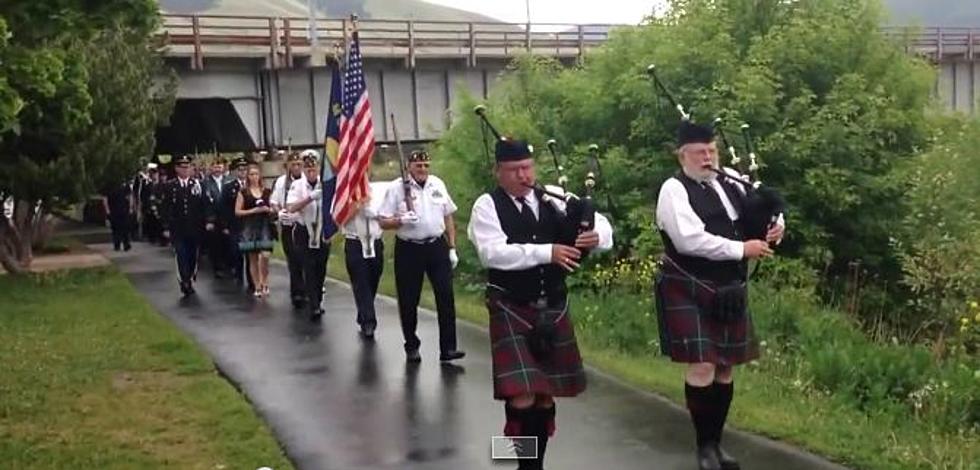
[
  {"x1": 378, "y1": 175, "x2": 457, "y2": 240},
  {"x1": 271, "y1": 173, "x2": 301, "y2": 225},
  {"x1": 655, "y1": 167, "x2": 784, "y2": 261},
  {"x1": 341, "y1": 181, "x2": 391, "y2": 241},
  {"x1": 467, "y1": 188, "x2": 614, "y2": 271},
  {"x1": 286, "y1": 176, "x2": 322, "y2": 227}
]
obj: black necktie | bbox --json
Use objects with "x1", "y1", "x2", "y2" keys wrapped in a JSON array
[{"x1": 518, "y1": 197, "x2": 537, "y2": 225}]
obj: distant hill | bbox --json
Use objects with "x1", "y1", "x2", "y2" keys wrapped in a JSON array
[
  {"x1": 158, "y1": 0, "x2": 502, "y2": 22},
  {"x1": 883, "y1": 0, "x2": 980, "y2": 27}
]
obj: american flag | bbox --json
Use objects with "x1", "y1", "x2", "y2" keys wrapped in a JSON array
[{"x1": 331, "y1": 29, "x2": 375, "y2": 227}]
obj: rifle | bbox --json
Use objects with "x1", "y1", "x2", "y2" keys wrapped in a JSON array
[{"x1": 390, "y1": 113, "x2": 414, "y2": 212}]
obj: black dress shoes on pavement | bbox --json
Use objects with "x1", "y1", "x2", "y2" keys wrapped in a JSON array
[
  {"x1": 359, "y1": 325, "x2": 375, "y2": 340},
  {"x1": 406, "y1": 348, "x2": 422, "y2": 363},
  {"x1": 309, "y1": 308, "x2": 324, "y2": 322},
  {"x1": 714, "y1": 445, "x2": 739, "y2": 470},
  {"x1": 439, "y1": 350, "x2": 466, "y2": 362},
  {"x1": 696, "y1": 445, "x2": 722, "y2": 470}
]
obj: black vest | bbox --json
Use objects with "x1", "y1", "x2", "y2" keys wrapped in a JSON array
[
  {"x1": 660, "y1": 172, "x2": 747, "y2": 283},
  {"x1": 487, "y1": 187, "x2": 567, "y2": 304}
]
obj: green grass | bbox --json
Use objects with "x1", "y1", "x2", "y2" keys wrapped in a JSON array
[
  {"x1": 281, "y1": 235, "x2": 979, "y2": 470},
  {"x1": 0, "y1": 268, "x2": 293, "y2": 470}
]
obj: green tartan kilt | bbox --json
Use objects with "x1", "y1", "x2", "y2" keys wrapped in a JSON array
[{"x1": 653, "y1": 260, "x2": 760, "y2": 366}]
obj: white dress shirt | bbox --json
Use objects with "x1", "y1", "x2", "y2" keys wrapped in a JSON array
[
  {"x1": 342, "y1": 181, "x2": 390, "y2": 241},
  {"x1": 655, "y1": 167, "x2": 785, "y2": 261},
  {"x1": 271, "y1": 173, "x2": 300, "y2": 225},
  {"x1": 286, "y1": 176, "x2": 322, "y2": 227},
  {"x1": 467, "y1": 188, "x2": 614, "y2": 271},
  {"x1": 378, "y1": 175, "x2": 457, "y2": 240}
]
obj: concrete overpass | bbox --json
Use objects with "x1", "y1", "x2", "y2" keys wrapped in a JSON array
[
  {"x1": 157, "y1": 16, "x2": 980, "y2": 154},
  {"x1": 158, "y1": 14, "x2": 610, "y2": 153}
]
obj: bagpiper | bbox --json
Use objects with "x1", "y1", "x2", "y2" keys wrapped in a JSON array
[
  {"x1": 468, "y1": 137, "x2": 614, "y2": 470},
  {"x1": 654, "y1": 120, "x2": 784, "y2": 470}
]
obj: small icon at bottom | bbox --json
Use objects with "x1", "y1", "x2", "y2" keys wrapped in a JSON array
[{"x1": 491, "y1": 436, "x2": 538, "y2": 460}]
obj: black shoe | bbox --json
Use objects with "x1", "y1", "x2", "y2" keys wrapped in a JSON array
[
  {"x1": 291, "y1": 296, "x2": 306, "y2": 309},
  {"x1": 439, "y1": 350, "x2": 466, "y2": 362},
  {"x1": 713, "y1": 444, "x2": 739, "y2": 470},
  {"x1": 406, "y1": 348, "x2": 421, "y2": 363},
  {"x1": 124, "y1": 244, "x2": 132, "y2": 251},
  {"x1": 179, "y1": 282, "x2": 191, "y2": 296},
  {"x1": 187, "y1": 284, "x2": 196, "y2": 295},
  {"x1": 697, "y1": 445, "x2": 722, "y2": 470},
  {"x1": 359, "y1": 325, "x2": 375, "y2": 339},
  {"x1": 309, "y1": 308, "x2": 324, "y2": 322}
]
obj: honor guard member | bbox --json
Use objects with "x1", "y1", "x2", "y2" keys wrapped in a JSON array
[
  {"x1": 342, "y1": 179, "x2": 391, "y2": 339},
  {"x1": 378, "y1": 150, "x2": 465, "y2": 363},
  {"x1": 203, "y1": 157, "x2": 229, "y2": 277},
  {"x1": 468, "y1": 138, "x2": 613, "y2": 470},
  {"x1": 654, "y1": 121, "x2": 784, "y2": 470},
  {"x1": 160, "y1": 154, "x2": 207, "y2": 296},
  {"x1": 286, "y1": 152, "x2": 331, "y2": 321},
  {"x1": 271, "y1": 150, "x2": 308, "y2": 308},
  {"x1": 222, "y1": 156, "x2": 253, "y2": 290}
]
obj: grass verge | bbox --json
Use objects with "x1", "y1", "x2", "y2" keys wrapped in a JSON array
[{"x1": 0, "y1": 268, "x2": 293, "y2": 470}]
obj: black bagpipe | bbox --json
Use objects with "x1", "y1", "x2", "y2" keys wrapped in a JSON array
[
  {"x1": 646, "y1": 64, "x2": 785, "y2": 242},
  {"x1": 473, "y1": 105, "x2": 599, "y2": 251}
]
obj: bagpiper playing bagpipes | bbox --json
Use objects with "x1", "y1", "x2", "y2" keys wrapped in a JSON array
[
  {"x1": 466, "y1": 105, "x2": 614, "y2": 470},
  {"x1": 647, "y1": 64, "x2": 786, "y2": 470}
]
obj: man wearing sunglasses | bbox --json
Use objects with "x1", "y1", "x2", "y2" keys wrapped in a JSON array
[{"x1": 379, "y1": 150, "x2": 465, "y2": 363}]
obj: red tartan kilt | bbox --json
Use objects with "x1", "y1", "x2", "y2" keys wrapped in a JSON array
[
  {"x1": 487, "y1": 294, "x2": 586, "y2": 400},
  {"x1": 654, "y1": 261, "x2": 759, "y2": 366}
]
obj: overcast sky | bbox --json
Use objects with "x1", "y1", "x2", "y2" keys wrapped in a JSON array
[{"x1": 423, "y1": 0, "x2": 664, "y2": 25}]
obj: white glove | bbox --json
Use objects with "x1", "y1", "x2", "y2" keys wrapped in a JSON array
[
  {"x1": 449, "y1": 248, "x2": 459, "y2": 269},
  {"x1": 399, "y1": 211, "x2": 420, "y2": 225},
  {"x1": 309, "y1": 189, "x2": 322, "y2": 200}
]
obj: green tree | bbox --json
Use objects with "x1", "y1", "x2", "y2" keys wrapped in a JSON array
[
  {"x1": 0, "y1": 1, "x2": 171, "y2": 273},
  {"x1": 435, "y1": 0, "x2": 935, "y2": 291},
  {"x1": 894, "y1": 117, "x2": 980, "y2": 343}
]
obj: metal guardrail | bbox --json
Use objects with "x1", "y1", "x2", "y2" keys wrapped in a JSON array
[
  {"x1": 160, "y1": 14, "x2": 616, "y2": 70},
  {"x1": 159, "y1": 15, "x2": 980, "y2": 71}
]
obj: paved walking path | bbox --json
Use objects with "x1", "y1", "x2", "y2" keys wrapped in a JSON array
[{"x1": 101, "y1": 241, "x2": 848, "y2": 470}]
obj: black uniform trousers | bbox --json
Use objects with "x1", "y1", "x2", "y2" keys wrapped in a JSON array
[
  {"x1": 281, "y1": 223, "x2": 307, "y2": 303},
  {"x1": 173, "y1": 233, "x2": 200, "y2": 286},
  {"x1": 293, "y1": 225, "x2": 331, "y2": 312},
  {"x1": 108, "y1": 214, "x2": 131, "y2": 250},
  {"x1": 344, "y1": 238, "x2": 384, "y2": 328},
  {"x1": 393, "y1": 236, "x2": 457, "y2": 354},
  {"x1": 227, "y1": 229, "x2": 252, "y2": 289},
  {"x1": 204, "y1": 228, "x2": 228, "y2": 274}
]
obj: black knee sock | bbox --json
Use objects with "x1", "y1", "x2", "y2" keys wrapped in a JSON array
[
  {"x1": 685, "y1": 382, "x2": 715, "y2": 447},
  {"x1": 504, "y1": 403, "x2": 535, "y2": 437},
  {"x1": 535, "y1": 405, "x2": 554, "y2": 467},
  {"x1": 712, "y1": 381, "x2": 734, "y2": 444}
]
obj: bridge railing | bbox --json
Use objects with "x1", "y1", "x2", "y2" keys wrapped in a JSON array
[
  {"x1": 882, "y1": 26, "x2": 980, "y2": 60},
  {"x1": 161, "y1": 14, "x2": 616, "y2": 70}
]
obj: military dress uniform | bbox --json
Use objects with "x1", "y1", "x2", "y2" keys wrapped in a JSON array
[
  {"x1": 160, "y1": 155, "x2": 207, "y2": 296},
  {"x1": 342, "y1": 181, "x2": 390, "y2": 338},
  {"x1": 104, "y1": 180, "x2": 133, "y2": 251},
  {"x1": 378, "y1": 152, "x2": 464, "y2": 362},
  {"x1": 271, "y1": 152, "x2": 306, "y2": 308},
  {"x1": 654, "y1": 121, "x2": 785, "y2": 470},
  {"x1": 468, "y1": 138, "x2": 613, "y2": 470},
  {"x1": 286, "y1": 155, "x2": 331, "y2": 321}
]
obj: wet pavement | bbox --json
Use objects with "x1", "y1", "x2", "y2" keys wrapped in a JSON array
[{"x1": 100, "y1": 242, "x2": 848, "y2": 470}]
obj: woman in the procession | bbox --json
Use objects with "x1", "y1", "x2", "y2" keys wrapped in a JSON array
[
  {"x1": 468, "y1": 137, "x2": 613, "y2": 470},
  {"x1": 234, "y1": 162, "x2": 275, "y2": 298},
  {"x1": 654, "y1": 121, "x2": 784, "y2": 470}
]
